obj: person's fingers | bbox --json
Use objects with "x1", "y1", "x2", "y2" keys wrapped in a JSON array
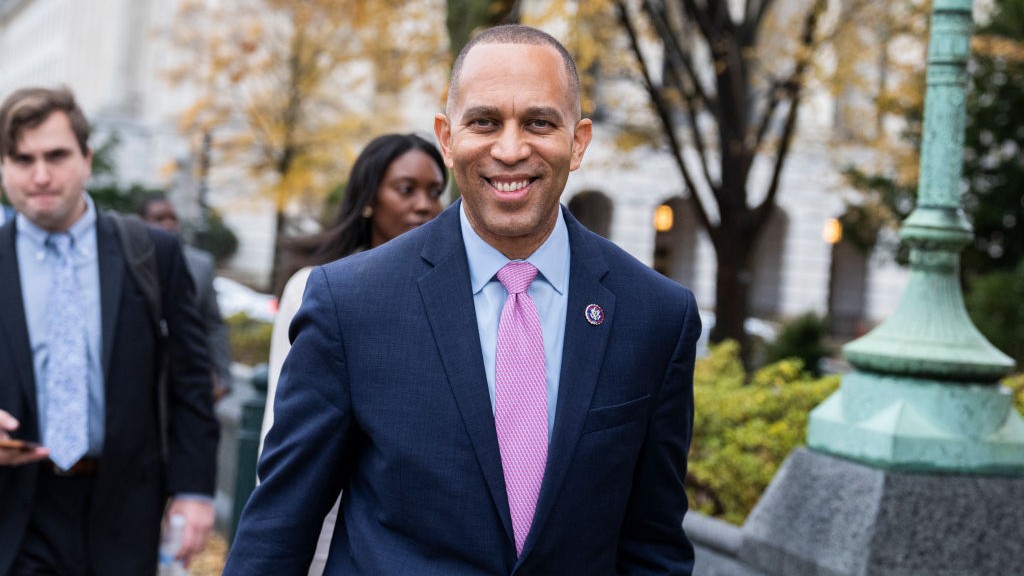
[
  {"x1": 0, "y1": 445, "x2": 48, "y2": 467},
  {"x1": 165, "y1": 499, "x2": 215, "y2": 566},
  {"x1": 179, "y1": 520, "x2": 212, "y2": 567},
  {"x1": 0, "y1": 410, "x2": 19, "y2": 433}
]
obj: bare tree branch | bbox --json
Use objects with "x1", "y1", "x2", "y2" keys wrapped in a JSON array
[
  {"x1": 614, "y1": 0, "x2": 714, "y2": 232},
  {"x1": 681, "y1": 83, "x2": 719, "y2": 190},
  {"x1": 642, "y1": 0, "x2": 714, "y2": 111},
  {"x1": 751, "y1": 78, "x2": 784, "y2": 151},
  {"x1": 756, "y1": 0, "x2": 826, "y2": 225},
  {"x1": 743, "y1": 0, "x2": 777, "y2": 45},
  {"x1": 642, "y1": 0, "x2": 719, "y2": 189},
  {"x1": 680, "y1": 0, "x2": 718, "y2": 44}
]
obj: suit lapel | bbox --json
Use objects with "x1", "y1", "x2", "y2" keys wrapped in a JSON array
[
  {"x1": 417, "y1": 204, "x2": 515, "y2": 543},
  {"x1": 95, "y1": 213, "x2": 124, "y2": 378},
  {"x1": 0, "y1": 221, "x2": 39, "y2": 424},
  {"x1": 521, "y1": 209, "x2": 615, "y2": 559}
]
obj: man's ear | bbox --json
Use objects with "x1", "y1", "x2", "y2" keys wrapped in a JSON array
[
  {"x1": 569, "y1": 118, "x2": 593, "y2": 172},
  {"x1": 433, "y1": 113, "x2": 455, "y2": 169}
]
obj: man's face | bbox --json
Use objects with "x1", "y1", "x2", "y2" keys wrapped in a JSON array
[
  {"x1": 141, "y1": 199, "x2": 180, "y2": 233},
  {"x1": 435, "y1": 42, "x2": 592, "y2": 259},
  {"x1": 1, "y1": 111, "x2": 90, "y2": 232}
]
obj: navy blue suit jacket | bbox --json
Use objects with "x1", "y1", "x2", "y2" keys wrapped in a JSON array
[{"x1": 226, "y1": 203, "x2": 700, "y2": 575}]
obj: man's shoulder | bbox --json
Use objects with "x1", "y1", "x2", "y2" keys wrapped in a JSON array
[
  {"x1": 321, "y1": 237, "x2": 423, "y2": 288},
  {"x1": 569, "y1": 217, "x2": 694, "y2": 301},
  {"x1": 325, "y1": 212, "x2": 443, "y2": 275}
]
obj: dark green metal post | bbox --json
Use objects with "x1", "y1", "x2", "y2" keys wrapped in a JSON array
[{"x1": 230, "y1": 363, "x2": 268, "y2": 542}]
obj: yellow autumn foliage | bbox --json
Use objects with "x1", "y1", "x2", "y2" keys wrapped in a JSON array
[{"x1": 162, "y1": 0, "x2": 447, "y2": 214}]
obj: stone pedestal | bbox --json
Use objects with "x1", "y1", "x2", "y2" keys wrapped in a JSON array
[{"x1": 739, "y1": 448, "x2": 1024, "y2": 576}]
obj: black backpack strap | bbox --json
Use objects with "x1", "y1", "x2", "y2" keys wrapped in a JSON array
[
  {"x1": 109, "y1": 213, "x2": 164, "y2": 336},
  {"x1": 109, "y1": 211, "x2": 170, "y2": 464}
]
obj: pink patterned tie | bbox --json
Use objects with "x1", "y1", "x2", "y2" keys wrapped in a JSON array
[{"x1": 495, "y1": 261, "x2": 548, "y2": 556}]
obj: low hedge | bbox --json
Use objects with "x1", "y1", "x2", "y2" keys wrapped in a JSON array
[
  {"x1": 687, "y1": 341, "x2": 840, "y2": 524},
  {"x1": 1004, "y1": 372, "x2": 1024, "y2": 414},
  {"x1": 226, "y1": 312, "x2": 273, "y2": 367},
  {"x1": 688, "y1": 341, "x2": 1024, "y2": 525}
]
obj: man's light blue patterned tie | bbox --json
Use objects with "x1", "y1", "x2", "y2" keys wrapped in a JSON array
[{"x1": 44, "y1": 232, "x2": 89, "y2": 471}]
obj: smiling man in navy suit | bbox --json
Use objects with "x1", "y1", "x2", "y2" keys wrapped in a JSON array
[{"x1": 226, "y1": 25, "x2": 700, "y2": 575}]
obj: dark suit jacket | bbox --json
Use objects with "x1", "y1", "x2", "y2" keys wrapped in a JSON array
[
  {"x1": 226, "y1": 203, "x2": 700, "y2": 575},
  {"x1": 0, "y1": 211, "x2": 219, "y2": 575},
  {"x1": 183, "y1": 245, "x2": 232, "y2": 392}
]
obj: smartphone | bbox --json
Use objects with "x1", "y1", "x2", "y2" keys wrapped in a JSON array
[{"x1": 0, "y1": 438, "x2": 41, "y2": 451}]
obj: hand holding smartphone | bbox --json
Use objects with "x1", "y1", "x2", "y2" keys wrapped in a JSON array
[{"x1": 0, "y1": 438, "x2": 41, "y2": 452}]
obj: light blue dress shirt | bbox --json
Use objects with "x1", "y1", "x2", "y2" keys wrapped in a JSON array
[
  {"x1": 460, "y1": 203, "x2": 570, "y2": 436},
  {"x1": 17, "y1": 193, "x2": 105, "y2": 456}
]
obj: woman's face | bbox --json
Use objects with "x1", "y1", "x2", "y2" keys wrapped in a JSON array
[{"x1": 370, "y1": 148, "x2": 445, "y2": 247}]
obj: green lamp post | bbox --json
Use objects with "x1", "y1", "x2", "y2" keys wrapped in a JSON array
[
  {"x1": 738, "y1": 4, "x2": 1024, "y2": 574},
  {"x1": 807, "y1": 0, "x2": 1024, "y2": 473}
]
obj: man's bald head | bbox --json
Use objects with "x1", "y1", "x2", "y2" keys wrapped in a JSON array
[{"x1": 446, "y1": 24, "x2": 582, "y2": 120}]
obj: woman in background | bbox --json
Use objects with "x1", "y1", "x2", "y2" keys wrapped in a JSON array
[{"x1": 260, "y1": 133, "x2": 446, "y2": 575}]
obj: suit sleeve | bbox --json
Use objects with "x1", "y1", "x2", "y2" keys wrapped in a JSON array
[
  {"x1": 617, "y1": 289, "x2": 700, "y2": 575},
  {"x1": 224, "y1": 266, "x2": 353, "y2": 574},
  {"x1": 159, "y1": 235, "x2": 220, "y2": 495}
]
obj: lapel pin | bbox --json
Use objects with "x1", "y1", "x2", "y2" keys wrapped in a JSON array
[{"x1": 585, "y1": 304, "x2": 604, "y2": 326}]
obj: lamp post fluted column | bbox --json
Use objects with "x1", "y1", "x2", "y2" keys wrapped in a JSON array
[{"x1": 807, "y1": 0, "x2": 1023, "y2": 473}]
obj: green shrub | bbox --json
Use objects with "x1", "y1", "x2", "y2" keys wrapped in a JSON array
[
  {"x1": 967, "y1": 260, "x2": 1024, "y2": 367},
  {"x1": 687, "y1": 341, "x2": 840, "y2": 524},
  {"x1": 762, "y1": 312, "x2": 832, "y2": 376},
  {"x1": 226, "y1": 313, "x2": 273, "y2": 367},
  {"x1": 192, "y1": 209, "x2": 239, "y2": 266},
  {"x1": 1002, "y1": 373, "x2": 1024, "y2": 415}
]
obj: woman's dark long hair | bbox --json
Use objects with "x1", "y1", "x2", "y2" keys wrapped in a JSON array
[{"x1": 281, "y1": 133, "x2": 446, "y2": 279}]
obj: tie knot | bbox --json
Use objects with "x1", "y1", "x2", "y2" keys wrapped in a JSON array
[
  {"x1": 46, "y1": 233, "x2": 74, "y2": 255},
  {"x1": 497, "y1": 261, "x2": 538, "y2": 295}
]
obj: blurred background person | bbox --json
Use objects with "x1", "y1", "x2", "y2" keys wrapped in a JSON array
[
  {"x1": 139, "y1": 194, "x2": 233, "y2": 401},
  {"x1": 260, "y1": 132, "x2": 446, "y2": 575}
]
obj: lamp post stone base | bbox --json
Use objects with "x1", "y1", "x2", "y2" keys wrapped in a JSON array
[
  {"x1": 807, "y1": 371, "x2": 1024, "y2": 474},
  {"x1": 739, "y1": 448, "x2": 1024, "y2": 576}
]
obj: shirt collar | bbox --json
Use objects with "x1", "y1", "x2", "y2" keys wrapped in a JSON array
[
  {"x1": 460, "y1": 201, "x2": 569, "y2": 295},
  {"x1": 16, "y1": 192, "x2": 96, "y2": 253}
]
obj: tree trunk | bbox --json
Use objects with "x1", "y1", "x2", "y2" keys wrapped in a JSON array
[
  {"x1": 445, "y1": 0, "x2": 520, "y2": 58},
  {"x1": 710, "y1": 216, "x2": 754, "y2": 365}
]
